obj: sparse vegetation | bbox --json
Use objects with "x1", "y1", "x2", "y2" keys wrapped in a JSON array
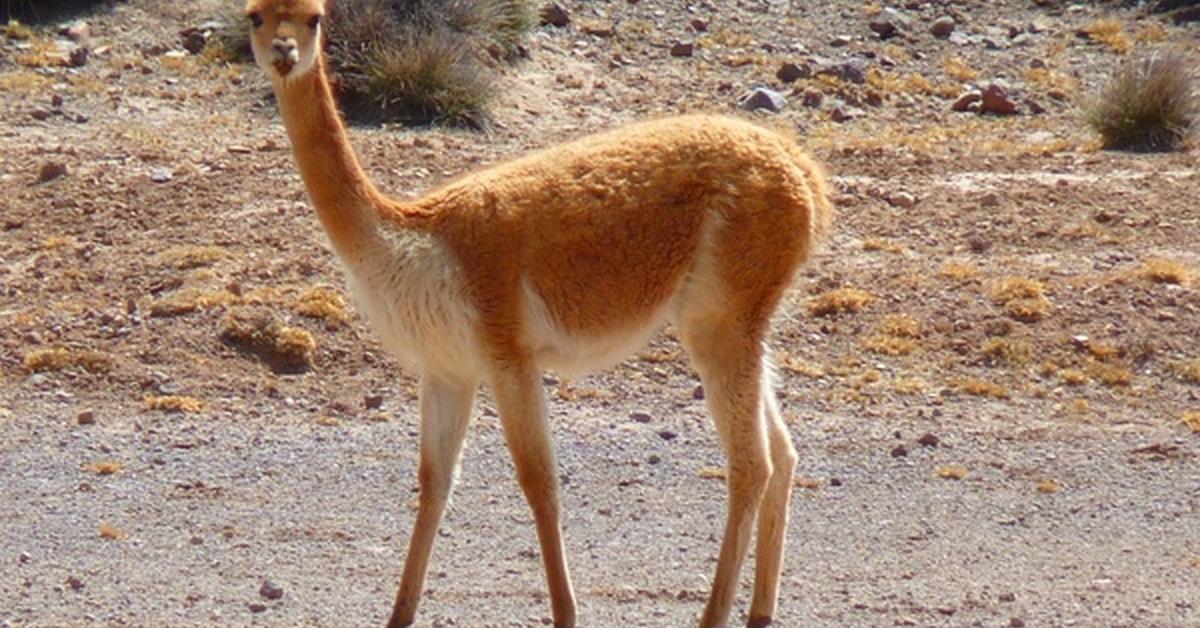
[
  {"x1": 98, "y1": 522, "x2": 127, "y2": 540},
  {"x1": 1137, "y1": 258, "x2": 1193, "y2": 285},
  {"x1": 292, "y1": 287, "x2": 349, "y2": 327},
  {"x1": 1087, "y1": 49, "x2": 1196, "y2": 151},
  {"x1": 1080, "y1": 18, "x2": 1133, "y2": 54},
  {"x1": 1174, "y1": 359, "x2": 1200, "y2": 384},
  {"x1": 23, "y1": 347, "x2": 113, "y2": 374},
  {"x1": 211, "y1": 0, "x2": 534, "y2": 126},
  {"x1": 83, "y1": 460, "x2": 123, "y2": 475},
  {"x1": 957, "y1": 377, "x2": 1009, "y2": 399},
  {"x1": 144, "y1": 395, "x2": 205, "y2": 414},
  {"x1": 989, "y1": 277, "x2": 1050, "y2": 322},
  {"x1": 934, "y1": 465, "x2": 968, "y2": 480},
  {"x1": 808, "y1": 287, "x2": 874, "y2": 317},
  {"x1": 219, "y1": 307, "x2": 316, "y2": 372},
  {"x1": 1182, "y1": 411, "x2": 1200, "y2": 432},
  {"x1": 980, "y1": 337, "x2": 1034, "y2": 366}
]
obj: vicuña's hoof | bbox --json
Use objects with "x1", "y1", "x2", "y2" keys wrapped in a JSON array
[{"x1": 747, "y1": 616, "x2": 774, "y2": 628}]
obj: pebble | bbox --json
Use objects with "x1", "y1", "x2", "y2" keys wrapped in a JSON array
[
  {"x1": 1009, "y1": 619, "x2": 1025, "y2": 628},
  {"x1": 815, "y1": 58, "x2": 867, "y2": 84},
  {"x1": 364, "y1": 394, "x2": 384, "y2": 410},
  {"x1": 918, "y1": 433, "x2": 940, "y2": 447},
  {"x1": 999, "y1": 592, "x2": 1017, "y2": 602},
  {"x1": 869, "y1": 8, "x2": 910, "y2": 40},
  {"x1": 150, "y1": 167, "x2": 174, "y2": 183},
  {"x1": 692, "y1": 385, "x2": 704, "y2": 400},
  {"x1": 951, "y1": 91, "x2": 982, "y2": 112},
  {"x1": 77, "y1": 410, "x2": 96, "y2": 425},
  {"x1": 931, "y1": 16, "x2": 956, "y2": 38},
  {"x1": 38, "y1": 162, "x2": 68, "y2": 183},
  {"x1": 19, "y1": 552, "x2": 31, "y2": 564},
  {"x1": 669, "y1": 41, "x2": 694, "y2": 57},
  {"x1": 886, "y1": 192, "x2": 916, "y2": 208},
  {"x1": 259, "y1": 580, "x2": 284, "y2": 600},
  {"x1": 539, "y1": 2, "x2": 570, "y2": 27},
  {"x1": 690, "y1": 18, "x2": 708, "y2": 32},
  {"x1": 741, "y1": 87, "x2": 787, "y2": 113},
  {"x1": 801, "y1": 90, "x2": 823, "y2": 108},
  {"x1": 248, "y1": 602, "x2": 267, "y2": 613},
  {"x1": 657, "y1": 429, "x2": 678, "y2": 441},
  {"x1": 630, "y1": 412, "x2": 652, "y2": 423},
  {"x1": 776, "y1": 62, "x2": 811, "y2": 83},
  {"x1": 830, "y1": 35, "x2": 852, "y2": 47},
  {"x1": 67, "y1": 576, "x2": 84, "y2": 591},
  {"x1": 61, "y1": 21, "x2": 91, "y2": 42},
  {"x1": 890, "y1": 445, "x2": 908, "y2": 458}
]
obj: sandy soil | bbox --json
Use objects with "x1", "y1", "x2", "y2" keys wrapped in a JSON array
[{"x1": 1, "y1": 1, "x2": 1198, "y2": 626}]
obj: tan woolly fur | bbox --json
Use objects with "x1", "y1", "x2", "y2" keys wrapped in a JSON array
[{"x1": 245, "y1": 1, "x2": 834, "y2": 626}]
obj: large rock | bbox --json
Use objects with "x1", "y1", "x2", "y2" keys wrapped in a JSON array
[
  {"x1": 814, "y1": 57, "x2": 868, "y2": 84},
  {"x1": 869, "y1": 8, "x2": 912, "y2": 39},
  {"x1": 931, "y1": 16, "x2": 956, "y2": 38},
  {"x1": 776, "y1": 61, "x2": 811, "y2": 83},
  {"x1": 741, "y1": 88, "x2": 787, "y2": 113},
  {"x1": 980, "y1": 83, "x2": 1018, "y2": 115},
  {"x1": 951, "y1": 91, "x2": 982, "y2": 112},
  {"x1": 539, "y1": 2, "x2": 570, "y2": 27}
]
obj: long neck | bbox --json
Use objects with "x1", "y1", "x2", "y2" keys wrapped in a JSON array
[{"x1": 274, "y1": 58, "x2": 380, "y2": 256}]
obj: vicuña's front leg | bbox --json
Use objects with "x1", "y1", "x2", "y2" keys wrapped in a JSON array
[
  {"x1": 388, "y1": 375, "x2": 477, "y2": 628},
  {"x1": 489, "y1": 361, "x2": 577, "y2": 628}
]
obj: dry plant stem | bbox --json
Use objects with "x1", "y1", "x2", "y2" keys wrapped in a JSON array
[{"x1": 246, "y1": 1, "x2": 833, "y2": 626}]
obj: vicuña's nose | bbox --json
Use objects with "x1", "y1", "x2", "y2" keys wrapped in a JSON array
[{"x1": 272, "y1": 39, "x2": 296, "y2": 59}]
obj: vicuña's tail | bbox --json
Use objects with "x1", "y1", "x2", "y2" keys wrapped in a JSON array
[{"x1": 787, "y1": 144, "x2": 835, "y2": 248}]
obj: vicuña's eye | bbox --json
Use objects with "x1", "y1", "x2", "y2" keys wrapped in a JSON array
[
  {"x1": 308, "y1": 15, "x2": 321, "y2": 29},
  {"x1": 248, "y1": 12, "x2": 263, "y2": 28}
]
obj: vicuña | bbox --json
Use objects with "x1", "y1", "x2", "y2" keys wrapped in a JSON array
[{"x1": 245, "y1": 1, "x2": 833, "y2": 626}]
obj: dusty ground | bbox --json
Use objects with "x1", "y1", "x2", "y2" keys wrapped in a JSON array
[{"x1": 1, "y1": 0, "x2": 1198, "y2": 626}]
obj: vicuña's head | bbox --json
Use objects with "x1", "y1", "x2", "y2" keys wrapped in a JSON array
[{"x1": 245, "y1": 0, "x2": 326, "y2": 83}]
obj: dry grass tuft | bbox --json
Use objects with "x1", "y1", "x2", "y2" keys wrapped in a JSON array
[
  {"x1": 157, "y1": 245, "x2": 227, "y2": 270},
  {"x1": 220, "y1": 307, "x2": 316, "y2": 372},
  {"x1": 1137, "y1": 258, "x2": 1192, "y2": 285},
  {"x1": 148, "y1": 288, "x2": 240, "y2": 317},
  {"x1": 98, "y1": 522, "x2": 128, "y2": 540},
  {"x1": 144, "y1": 395, "x2": 204, "y2": 414},
  {"x1": 939, "y1": 262, "x2": 980, "y2": 282},
  {"x1": 934, "y1": 465, "x2": 968, "y2": 480},
  {"x1": 1036, "y1": 479, "x2": 1061, "y2": 494},
  {"x1": 864, "y1": 314, "x2": 922, "y2": 356},
  {"x1": 1087, "y1": 362, "x2": 1132, "y2": 387},
  {"x1": 1025, "y1": 67, "x2": 1079, "y2": 94},
  {"x1": 292, "y1": 288, "x2": 349, "y2": 326},
  {"x1": 980, "y1": 337, "x2": 1034, "y2": 366},
  {"x1": 84, "y1": 461, "x2": 123, "y2": 475},
  {"x1": 957, "y1": 377, "x2": 1008, "y2": 399},
  {"x1": 1087, "y1": 50, "x2": 1196, "y2": 152},
  {"x1": 808, "y1": 288, "x2": 874, "y2": 317},
  {"x1": 878, "y1": 314, "x2": 922, "y2": 338},
  {"x1": 24, "y1": 347, "x2": 113, "y2": 374},
  {"x1": 1081, "y1": 18, "x2": 1133, "y2": 54},
  {"x1": 862, "y1": 238, "x2": 907, "y2": 254},
  {"x1": 1085, "y1": 340, "x2": 1121, "y2": 362},
  {"x1": 942, "y1": 56, "x2": 979, "y2": 82},
  {"x1": 1181, "y1": 411, "x2": 1200, "y2": 433},
  {"x1": 1134, "y1": 22, "x2": 1167, "y2": 44},
  {"x1": 892, "y1": 376, "x2": 927, "y2": 395},
  {"x1": 989, "y1": 277, "x2": 1050, "y2": 322},
  {"x1": 794, "y1": 476, "x2": 821, "y2": 490},
  {"x1": 775, "y1": 351, "x2": 826, "y2": 378},
  {"x1": 1174, "y1": 359, "x2": 1200, "y2": 384},
  {"x1": 1060, "y1": 368, "x2": 1088, "y2": 386},
  {"x1": 699, "y1": 466, "x2": 725, "y2": 480}
]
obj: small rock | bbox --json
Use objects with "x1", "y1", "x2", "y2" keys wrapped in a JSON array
[
  {"x1": 19, "y1": 551, "x2": 31, "y2": 564},
  {"x1": 776, "y1": 61, "x2": 811, "y2": 83},
  {"x1": 76, "y1": 410, "x2": 96, "y2": 425},
  {"x1": 669, "y1": 41, "x2": 694, "y2": 58},
  {"x1": 886, "y1": 192, "x2": 916, "y2": 208},
  {"x1": 61, "y1": 21, "x2": 91, "y2": 42},
  {"x1": 1029, "y1": 58, "x2": 1047, "y2": 69},
  {"x1": 869, "y1": 8, "x2": 911, "y2": 40},
  {"x1": 658, "y1": 429, "x2": 678, "y2": 441},
  {"x1": 814, "y1": 58, "x2": 867, "y2": 84},
  {"x1": 69, "y1": 46, "x2": 89, "y2": 68},
  {"x1": 690, "y1": 18, "x2": 708, "y2": 32},
  {"x1": 692, "y1": 385, "x2": 705, "y2": 400},
  {"x1": 979, "y1": 193, "x2": 1001, "y2": 207},
  {"x1": 1009, "y1": 619, "x2": 1025, "y2": 628},
  {"x1": 364, "y1": 394, "x2": 384, "y2": 410},
  {"x1": 931, "y1": 16, "x2": 956, "y2": 38},
  {"x1": 190, "y1": 536, "x2": 204, "y2": 545},
  {"x1": 646, "y1": 454, "x2": 661, "y2": 465},
  {"x1": 51, "y1": 94, "x2": 64, "y2": 109},
  {"x1": 580, "y1": 20, "x2": 615, "y2": 37},
  {"x1": 1047, "y1": 89, "x2": 1068, "y2": 102},
  {"x1": 801, "y1": 90, "x2": 823, "y2": 108},
  {"x1": 67, "y1": 576, "x2": 84, "y2": 591},
  {"x1": 38, "y1": 162, "x2": 68, "y2": 183},
  {"x1": 539, "y1": 2, "x2": 570, "y2": 27},
  {"x1": 630, "y1": 412, "x2": 652, "y2": 424},
  {"x1": 968, "y1": 235, "x2": 991, "y2": 253},
  {"x1": 980, "y1": 83, "x2": 1018, "y2": 115},
  {"x1": 830, "y1": 35, "x2": 852, "y2": 47},
  {"x1": 1024, "y1": 98, "x2": 1046, "y2": 115},
  {"x1": 741, "y1": 87, "x2": 787, "y2": 113},
  {"x1": 951, "y1": 91, "x2": 982, "y2": 112},
  {"x1": 259, "y1": 580, "x2": 284, "y2": 600},
  {"x1": 150, "y1": 167, "x2": 174, "y2": 183},
  {"x1": 830, "y1": 477, "x2": 843, "y2": 487},
  {"x1": 917, "y1": 433, "x2": 939, "y2": 447},
  {"x1": 936, "y1": 606, "x2": 957, "y2": 616},
  {"x1": 999, "y1": 592, "x2": 1016, "y2": 602},
  {"x1": 829, "y1": 105, "x2": 865, "y2": 123},
  {"x1": 30, "y1": 109, "x2": 52, "y2": 121},
  {"x1": 890, "y1": 445, "x2": 908, "y2": 458},
  {"x1": 180, "y1": 28, "x2": 208, "y2": 55},
  {"x1": 248, "y1": 602, "x2": 267, "y2": 613}
]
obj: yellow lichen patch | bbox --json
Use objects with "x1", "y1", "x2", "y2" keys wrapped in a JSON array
[
  {"x1": 1181, "y1": 411, "x2": 1200, "y2": 433},
  {"x1": 220, "y1": 307, "x2": 315, "y2": 371},
  {"x1": 957, "y1": 377, "x2": 1008, "y2": 399},
  {"x1": 980, "y1": 337, "x2": 1034, "y2": 366},
  {"x1": 1087, "y1": 362, "x2": 1131, "y2": 387},
  {"x1": 291, "y1": 288, "x2": 349, "y2": 326},
  {"x1": 84, "y1": 461, "x2": 124, "y2": 475},
  {"x1": 98, "y1": 523, "x2": 128, "y2": 541},
  {"x1": 891, "y1": 376, "x2": 927, "y2": 395},
  {"x1": 157, "y1": 245, "x2": 227, "y2": 270},
  {"x1": 699, "y1": 466, "x2": 725, "y2": 480},
  {"x1": 23, "y1": 348, "x2": 114, "y2": 374},
  {"x1": 1137, "y1": 258, "x2": 1192, "y2": 286},
  {"x1": 775, "y1": 351, "x2": 826, "y2": 378},
  {"x1": 1036, "y1": 479, "x2": 1060, "y2": 494},
  {"x1": 934, "y1": 465, "x2": 968, "y2": 480},
  {"x1": 942, "y1": 56, "x2": 979, "y2": 82},
  {"x1": 938, "y1": 262, "x2": 980, "y2": 282},
  {"x1": 1174, "y1": 359, "x2": 1200, "y2": 384},
  {"x1": 1081, "y1": 18, "x2": 1132, "y2": 54},
  {"x1": 862, "y1": 237, "x2": 907, "y2": 254},
  {"x1": 1060, "y1": 369, "x2": 1088, "y2": 386},
  {"x1": 808, "y1": 288, "x2": 874, "y2": 317},
  {"x1": 144, "y1": 395, "x2": 205, "y2": 414},
  {"x1": 989, "y1": 277, "x2": 1050, "y2": 322}
]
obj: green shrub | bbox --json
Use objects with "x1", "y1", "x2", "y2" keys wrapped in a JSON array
[
  {"x1": 212, "y1": 0, "x2": 533, "y2": 127},
  {"x1": 1087, "y1": 49, "x2": 1197, "y2": 151}
]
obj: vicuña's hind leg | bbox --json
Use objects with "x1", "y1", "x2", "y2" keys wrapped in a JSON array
[
  {"x1": 489, "y1": 361, "x2": 577, "y2": 628},
  {"x1": 681, "y1": 317, "x2": 772, "y2": 628},
  {"x1": 747, "y1": 354, "x2": 797, "y2": 627},
  {"x1": 389, "y1": 374, "x2": 478, "y2": 628}
]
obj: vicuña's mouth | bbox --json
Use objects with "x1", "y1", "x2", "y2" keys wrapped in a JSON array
[{"x1": 273, "y1": 59, "x2": 295, "y2": 76}]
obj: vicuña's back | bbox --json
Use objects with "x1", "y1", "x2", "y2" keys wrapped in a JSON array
[{"x1": 245, "y1": 1, "x2": 833, "y2": 627}]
